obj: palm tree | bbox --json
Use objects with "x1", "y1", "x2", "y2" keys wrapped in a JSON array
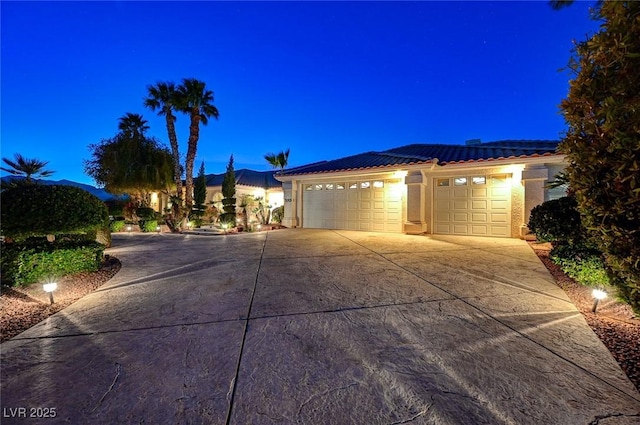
[
  {"x1": 1, "y1": 153, "x2": 54, "y2": 184},
  {"x1": 176, "y1": 78, "x2": 219, "y2": 214},
  {"x1": 264, "y1": 148, "x2": 290, "y2": 170},
  {"x1": 118, "y1": 113, "x2": 149, "y2": 138},
  {"x1": 144, "y1": 82, "x2": 183, "y2": 203}
]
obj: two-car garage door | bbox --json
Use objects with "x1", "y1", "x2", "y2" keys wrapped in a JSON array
[
  {"x1": 434, "y1": 174, "x2": 512, "y2": 237},
  {"x1": 302, "y1": 179, "x2": 402, "y2": 232}
]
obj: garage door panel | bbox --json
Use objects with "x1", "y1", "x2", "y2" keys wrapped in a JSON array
[
  {"x1": 453, "y1": 213, "x2": 468, "y2": 222},
  {"x1": 472, "y1": 213, "x2": 487, "y2": 222},
  {"x1": 453, "y1": 200, "x2": 468, "y2": 210},
  {"x1": 453, "y1": 224, "x2": 469, "y2": 234},
  {"x1": 472, "y1": 188, "x2": 488, "y2": 197},
  {"x1": 434, "y1": 174, "x2": 511, "y2": 238},
  {"x1": 471, "y1": 225, "x2": 488, "y2": 235},
  {"x1": 471, "y1": 200, "x2": 487, "y2": 210},
  {"x1": 360, "y1": 201, "x2": 371, "y2": 209},
  {"x1": 374, "y1": 201, "x2": 385, "y2": 209},
  {"x1": 491, "y1": 213, "x2": 508, "y2": 222}
]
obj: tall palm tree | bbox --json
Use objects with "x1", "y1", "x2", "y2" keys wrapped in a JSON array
[
  {"x1": 264, "y1": 148, "x2": 290, "y2": 170},
  {"x1": 144, "y1": 82, "x2": 183, "y2": 202},
  {"x1": 176, "y1": 78, "x2": 219, "y2": 213},
  {"x1": 118, "y1": 112, "x2": 149, "y2": 138},
  {"x1": 1, "y1": 153, "x2": 54, "y2": 184}
]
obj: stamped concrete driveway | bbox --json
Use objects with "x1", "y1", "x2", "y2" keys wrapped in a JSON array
[{"x1": 1, "y1": 229, "x2": 639, "y2": 424}]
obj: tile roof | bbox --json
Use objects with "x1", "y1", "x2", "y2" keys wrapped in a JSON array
[
  {"x1": 279, "y1": 140, "x2": 561, "y2": 176},
  {"x1": 205, "y1": 169, "x2": 281, "y2": 189}
]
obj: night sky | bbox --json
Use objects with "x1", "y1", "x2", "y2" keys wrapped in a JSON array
[{"x1": 1, "y1": 1, "x2": 599, "y2": 185}]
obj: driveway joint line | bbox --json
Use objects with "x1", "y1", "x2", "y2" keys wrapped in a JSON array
[
  {"x1": 333, "y1": 230, "x2": 640, "y2": 403},
  {"x1": 225, "y1": 231, "x2": 269, "y2": 425}
]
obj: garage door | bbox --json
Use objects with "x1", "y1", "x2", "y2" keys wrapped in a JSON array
[
  {"x1": 434, "y1": 174, "x2": 511, "y2": 237},
  {"x1": 302, "y1": 179, "x2": 402, "y2": 232}
]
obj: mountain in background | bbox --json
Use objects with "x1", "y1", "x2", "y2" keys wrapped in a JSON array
[{"x1": 0, "y1": 176, "x2": 127, "y2": 201}]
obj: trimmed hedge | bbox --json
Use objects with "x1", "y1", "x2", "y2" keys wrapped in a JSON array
[
  {"x1": 1, "y1": 185, "x2": 109, "y2": 241},
  {"x1": 140, "y1": 220, "x2": 158, "y2": 233},
  {"x1": 110, "y1": 220, "x2": 126, "y2": 232},
  {"x1": 528, "y1": 197, "x2": 583, "y2": 244},
  {"x1": 1, "y1": 240, "x2": 105, "y2": 286}
]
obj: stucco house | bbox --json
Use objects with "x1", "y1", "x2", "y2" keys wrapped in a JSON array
[
  {"x1": 275, "y1": 140, "x2": 566, "y2": 238},
  {"x1": 203, "y1": 169, "x2": 283, "y2": 213},
  {"x1": 150, "y1": 169, "x2": 284, "y2": 222}
]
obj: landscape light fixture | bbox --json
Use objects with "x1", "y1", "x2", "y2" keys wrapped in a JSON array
[
  {"x1": 126, "y1": 225, "x2": 132, "y2": 233},
  {"x1": 156, "y1": 225, "x2": 161, "y2": 233},
  {"x1": 221, "y1": 222, "x2": 228, "y2": 234},
  {"x1": 257, "y1": 224, "x2": 262, "y2": 231},
  {"x1": 43, "y1": 282, "x2": 57, "y2": 304},
  {"x1": 591, "y1": 288, "x2": 607, "y2": 313}
]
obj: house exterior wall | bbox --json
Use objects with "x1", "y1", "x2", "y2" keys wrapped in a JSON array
[{"x1": 278, "y1": 156, "x2": 566, "y2": 238}]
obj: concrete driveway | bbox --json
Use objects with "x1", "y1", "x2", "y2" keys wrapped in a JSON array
[{"x1": 1, "y1": 229, "x2": 639, "y2": 424}]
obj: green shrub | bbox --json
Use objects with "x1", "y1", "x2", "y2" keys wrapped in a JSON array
[
  {"x1": 137, "y1": 207, "x2": 156, "y2": 220},
  {"x1": 272, "y1": 205, "x2": 284, "y2": 224},
  {"x1": 0, "y1": 185, "x2": 109, "y2": 241},
  {"x1": 110, "y1": 220, "x2": 126, "y2": 232},
  {"x1": 139, "y1": 220, "x2": 158, "y2": 233},
  {"x1": 528, "y1": 197, "x2": 583, "y2": 244},
  {"x1": 552, "y1": 249, "x2": 611, "y2": 288},
  {"x1": 1, "y1": 240, "x2": 104, "y2": 286}
]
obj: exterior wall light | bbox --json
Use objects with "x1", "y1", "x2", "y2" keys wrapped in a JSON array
[
  {"x1": 43, "y1": 282, "x2": 57, "y2": 304},
  {"x1": 592, "y1": 288, "x2": 607, "y2": 313}
]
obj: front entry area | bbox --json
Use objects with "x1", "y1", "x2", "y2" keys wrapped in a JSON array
[
  {"x1": 433, "y1": 174, "x2": 512, "y2": 237},
  {"x1": 302, "y1": 178, "x2": 402, "y2": 232}
]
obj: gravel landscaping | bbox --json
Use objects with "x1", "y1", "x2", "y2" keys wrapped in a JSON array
[{"x1": 1, "y1": 243, "x2": 638, "y2": 393}]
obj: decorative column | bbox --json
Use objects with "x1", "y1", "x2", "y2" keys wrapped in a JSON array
[
  {"x1": 520, "y1": 165, "x2": 549, "y2": 237},
  {"x1": 282, "y1": 180, "x2": 298, "y2": 228},
  {"x1": 403, "y1": 171, "x2": 428, "y2": 234}
]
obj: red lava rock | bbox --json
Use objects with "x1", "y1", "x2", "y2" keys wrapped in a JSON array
[
  {"x1": 0, "y1": 256, "x2": 121, "y2": 343},
  {"x1": 530, "y1": 242, "x2": 640, "y2": 392}
]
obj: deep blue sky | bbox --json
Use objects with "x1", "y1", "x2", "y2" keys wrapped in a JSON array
[{"x1": 1, "y1": 1, "x2": 598, "y2": 185}]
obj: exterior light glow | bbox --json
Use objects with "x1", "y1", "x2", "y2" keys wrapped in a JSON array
[
  {"x1": 43, "y1": 282, "x2": 57, "y2": 304},
  {"x1": 156, "y1": 225, "x2": 161, "y2": 233},
  {"x1": 591, "y1": 288, "x2": 607, "y2": 313},
  {"x1": 127, "y1": 225, "x2": 133, "y2": 233},
  {"x1": 257, "y1": 224, "x2": 262, "y2": 231}
]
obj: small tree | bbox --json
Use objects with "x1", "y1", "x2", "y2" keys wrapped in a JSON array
[
  {"x1": 238, "y1": 194, "x2": 254, "y2": 230},
  {"x1": 192, "y1": 161, "x2": 207, "y2": 222},
  {"x1": 220, "y1": 155, "x2": 236, "y2": 226},
  {"x1": 85, "y1": 116, "x2": 174, "y2": 204}
]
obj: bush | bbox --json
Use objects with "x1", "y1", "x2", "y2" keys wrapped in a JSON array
[
  {"x1": 1, "y1": 240, "x2": 105, "y2": 286},
  {"x1": 0, "y1": 185, "x2": 109, "y2": 241},
  {"x1": 110, "y1": 220, "x2": 126, "y2": 232},
  {"x1": 137, "y1": 207, "x2": 156, "y2": 220},
  {"x1": 139, "y1": 219, "x2": 158, "y2": 233},
  {"x1": 528, "y1": 197, "x2": 583, "y2": 244},
  {"x1": 551, "y1": 245, "x2": 611, "y2": 288},
  {"x1": 272, "y1": 205, "x2": 284, "y2": 224}
]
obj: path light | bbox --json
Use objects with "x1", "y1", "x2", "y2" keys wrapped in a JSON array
[
  {"x1": 43, "y1": 282, "x2": 57, "y2": 305},
  {"x1": 156, "y1": 225, "x2": 161, "y2": 233},
  {"x1": 126, "y1": 225, "x2": 132, "y2": 233},
  {"x1": 221, "y1": 222, "x2": 228, "y2": 234},
  {"x1": 257, "y1": 224, "x2": 262, "y2": 231},
  {"x1": 591, "y1": 288, "x2": 607, "y2": 313},
  {"x1": 186, "y1": 221, "x2": 192, "y2": 229}
]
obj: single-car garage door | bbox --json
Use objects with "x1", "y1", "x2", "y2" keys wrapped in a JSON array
[
  {"x1": 434, "y1": 174, "x2": 511, "y2": 237},
  {"x1": 302, "y1": 179, "x2": 402, "y2": 232}
]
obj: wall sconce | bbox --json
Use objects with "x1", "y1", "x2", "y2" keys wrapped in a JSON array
[{"x1": 43, "y1": 282, "x2": 57, "y2": 304}]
